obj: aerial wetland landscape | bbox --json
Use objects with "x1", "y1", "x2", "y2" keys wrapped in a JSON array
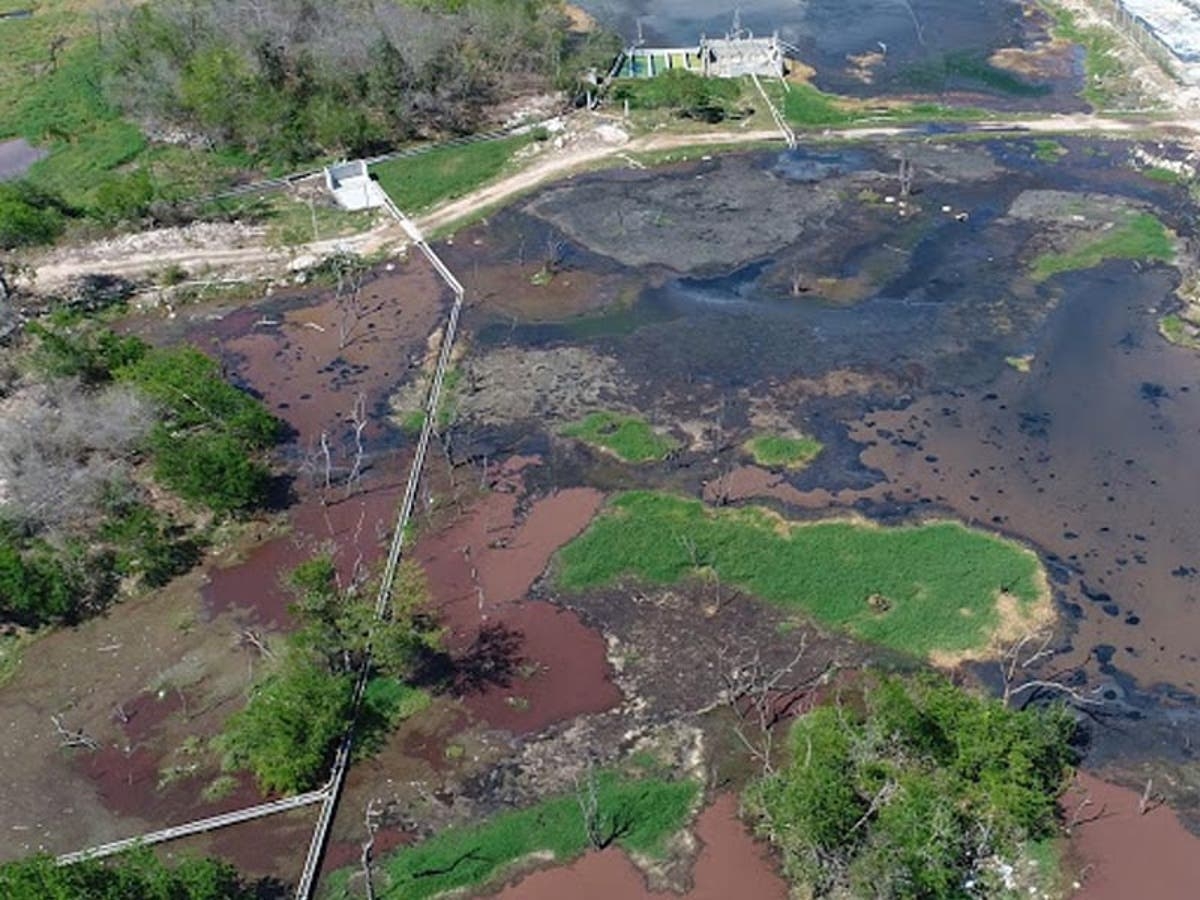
[{"x1": 5, "y1": 0, "x2": 1200, "y2": 898}]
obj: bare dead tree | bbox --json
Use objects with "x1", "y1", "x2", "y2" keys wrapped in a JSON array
[
  {"x1": 710, "y1": 635, "x2": 835, "y2": 775},
  {"x1": 51, "y1": 715, "x2": 99, "y2": 751},
  {"x1": 345, "y1": 392, "x2": 369, "y2": 497},
  {"x1": 319, "y1": 430, "x2": 334, "y2": 499},
  {"x1": 1139, "y1": 778, "x2": 1163, "y2": 815},
  {"x1": 112, "y1": 703, "x2": 130, "y2": 725},
  {"x1": 1000, "y1": 629, "x2": 1105, "y2": 709},
  {"x1": 334, "y1": 253, "x2": 369, "y2": 350},
  {"x1": 790, "y1": 265, "x2": 810, "y2": 296},
  {"x1": 360, "y1": 798, "x2": 383, "y2": 900},
  {"x1": 239, "y1": 628, "x2": 275, "y2": 660}
]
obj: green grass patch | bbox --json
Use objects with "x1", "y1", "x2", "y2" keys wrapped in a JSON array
[
  {"x1": 371, "y1": 134, "x2": 534, "y2": 213},
  {"x1": 779, "y1": 80, "x2": 987, "y2": 128},
  {"x1": 556, "y1": 492, "x2": 1047, "y2": 659},
  {"x1": 1031, "y1": 212, "x2": 1174, "y2": 281},
  {"x1": 744, "y1": 433, "x2": 824, "y2": 469},
  {"x1": 561, "y1": 411, "x2": 679, "y2": 463},
  {"x1": 1143, "y1": 166, "x2": 1184, "y2": 185},
  {"x1": 264, "y1": 195, "x2": 376, "y2": 247},
  {"x1": 1033, "y1": 139, "x2": 1067, "y2": 162},
  {"x1": 901, "y1": 51, "x2": 1051, "y2": 98},
  {"x1": 324, "y1": 774, "x2": 698, "y2": 899}
]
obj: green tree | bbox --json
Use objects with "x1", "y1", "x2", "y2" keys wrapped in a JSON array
[
  {"x1": 218, "y1": 653, "x2": 354, "y2": 793},
  {"x1": 150, "y1": 428, "x2": 272, "y2": 515},
  {"x1": 0, "y1": 847, "x2": 253, "y2": 899},
  {"x1": 745, "y1": 673, "x2": 1077, "y2": 898},
  {"x1": 0, "y1": 182, "x2": 66, "y2": 249}
]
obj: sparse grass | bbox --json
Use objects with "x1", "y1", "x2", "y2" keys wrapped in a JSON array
[
  {"x1": 1033, "y1": 139, "x2": 1067, "y2": 162},
  {"x1": 264, "y1": 196, "x2": 377, "y2": 247},
  {"x1": 0, "y1": 629, "x2": 38, "y2": 687},
  {"x1": 324, "y1": 773, "x2": 698, "y2": 899},
  {"x1": 744, "y1": 433, "x2": 824, "y2": 469},
  {"x1": 371, "y1": 134, "x2": 535, "y2": 213},
  {"x1": 200, "y1": 774, "x2": 239, "y2": 802},
  {"x1": 1160, "y1": 313, "x2": 1200, "y2": 348},
  {"x1": 556, "y1": 492, "x2": 1046, "y2": 659},
  {"x1": 1031, "y1": 212, "x2": 1174, "y2": 281},
  {"x1": 1042, "y1": 1, "x2": 1141, "y2": 109},
  {"x1": 561, "y1": 411, "x2": 679, "y2": 463},
  {"x1": 1006, "y1": 354, "x2": 1034, "y2": 373}
]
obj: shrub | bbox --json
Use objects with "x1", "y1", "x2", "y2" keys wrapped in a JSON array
[
  {"x1": 745, "y1": 674, "x2": 1077, "y2": 897},
  {"x1": 150, "y1": 427, "x2": 273, "y2": 514},
  {"x1": 0, "y1": 847, "x2": 253, "y2": 899},
  {"x1": 218, "y1": 654, "x2": 355, "y2": 793},
  {"x1": 0, "y1": 182, "x2": 66, "y2": 249}
]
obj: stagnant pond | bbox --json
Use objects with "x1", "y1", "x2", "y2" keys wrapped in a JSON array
[
  {"x1": 431, "y1": 135, "x2": 1200, "y2": 811},
  {"x1": 575, "y1": 0, "x2": 1081, "y2": 103}
]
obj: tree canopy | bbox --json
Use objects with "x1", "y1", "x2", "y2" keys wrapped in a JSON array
[
  {"x1": 745, "y1": 673, "x2": 1078, "y2": 898},
  {"x1": 0, "y1": 849, "x2": 254, "y2": 900}
]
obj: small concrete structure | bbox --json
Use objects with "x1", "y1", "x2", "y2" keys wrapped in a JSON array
[
  {"x1": 617, "y1": 32, "x2": 787, "y2": 80},
  {"x1": 324, "y1": 160, "x2": 381, "y2": 211}
]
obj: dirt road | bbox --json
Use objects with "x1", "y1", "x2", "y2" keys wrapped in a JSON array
[{"x1": 22, "y1": 113, "x2": 1195, "y2": 293}]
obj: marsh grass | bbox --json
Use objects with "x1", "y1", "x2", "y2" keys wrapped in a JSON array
[
  {"x1": 557, "y1": 492, "x2": 1045, "y2": 658},
  {"x1": 744, "y1": 434, "x2": 824, "y2": 469},
  {"x1": 1031, "y1": 212, "x2": 1173, "y2": 281},
  {"x1": 324, "y1": 774, "x2": 698, "y2": 899},
  {"x1": 561, "y1": 411, "x2": 678, "y2": 463},
  {"x1": 372, "y1": 134, "x2": 534, "y2": 213}
]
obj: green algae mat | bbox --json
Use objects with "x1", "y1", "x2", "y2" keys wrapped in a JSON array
[{"x1": 556, "y1": 492, "x2": 1050, "y2": 661}]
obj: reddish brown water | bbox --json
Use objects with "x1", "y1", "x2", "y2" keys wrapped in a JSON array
[
  {"x1": 413, "y1": 466, "x2": 618, "y2": 734},
  {"x1": 1067, "y1": 772, "x2": 1200, "y2": 899},
  {"x1": 493, "y1": 793, "x2": 787, "y2": 899}
]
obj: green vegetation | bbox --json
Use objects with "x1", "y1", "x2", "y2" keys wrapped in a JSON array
[
  {"x1": 744, "y1": 433, "x2": 824, "y2": 469},
  {"x1": 372, "y1": 134, "x2": 535, "y2": 212},
  {"x1": 0, "y1": 629, "x2": 37, "y2": 688},
  {"x1": 0, "y1": 847, "x2": 254, "y2": 899},
  {"x1": 612, "y1": 70, "x2": 744, "y2": 121},
  {"x1": 746, "y1": 673, "x2": 1077, "y2": 898},
  {"x1": 1160, "y1": 312, "x2": 1200, "y2": 349},
  {"x1": 1033, "y1": 139, "x2": 1067, "y2": 162},
  {"x1": 0, "y1": 323, "x2": 282, "y2": 628},
  {"x1": 556, "y1": 492, "x2": 1047, "y2": 659},
  {"x1": 0, "y1": 181, "x2": 67, "y2": 249},
  {"x1": 326, "y1": 773, "x2": 699, "y2": 899},
  {"x1": 561, "y1": 411, "x2": 679, "y2": 463},
  {"x1": 1143, "y1": 166, "x2": 1185, "y2": 185},
  {"x1": 1043, "y1": 2, "x2": 1140, "y2": 109},
  {"x1": 902, "y1": 51, "x2": 1050, "y2": 97},
  {"x1": 1031, "y1": 212, "x2": 1174, "y2": 281},
  {"x1": 778, "y1": 80, "x2": 986, "y2": 128},
  {"x1": 217, "y1": 556, "x2": 439, "y2": 792}
]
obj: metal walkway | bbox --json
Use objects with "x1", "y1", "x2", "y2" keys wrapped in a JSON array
[
  {"x1": 55, "y1": 788, "x2": 328, "y2": 865},
  {"x1": 54, "y1": 181, "x2": 468, "y2": 900},
  {"x1": 751, "y1": 72, "x2": 797, "y2": 149},
  {"x1": 292, "y1": 182, "x2": 466, "y2": 900}
]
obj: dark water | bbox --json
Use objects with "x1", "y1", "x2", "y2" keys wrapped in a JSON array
[
  {"x1": 455, "y1": 137, "x2": 1200, "y2": 800},
  {"x1": 578, "y1": 0, "x2": 1039, "y2": 95}
]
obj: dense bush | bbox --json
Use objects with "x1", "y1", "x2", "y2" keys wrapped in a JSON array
[
  {"x1": 0, "y1": 847, "x2": 254, "y2": 899},
  {"x1": 103, "y1": 0, "x2": 572, "y2": 164},
  {"x1": 0, "y1": 182, "x2": 67, "y2": 249},
  {"x1": 745, "y1": 674, "x2": 1078, "y2": 898},
  {"x1": 0, "y1": 531, "x2": 80, "y2": 626},
  {"x1": 219, "y1": 554, "x2": 440, "y2": 792},
  {"x1": 219, "y1": 654, "x2": 355, "y2": 793}
]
